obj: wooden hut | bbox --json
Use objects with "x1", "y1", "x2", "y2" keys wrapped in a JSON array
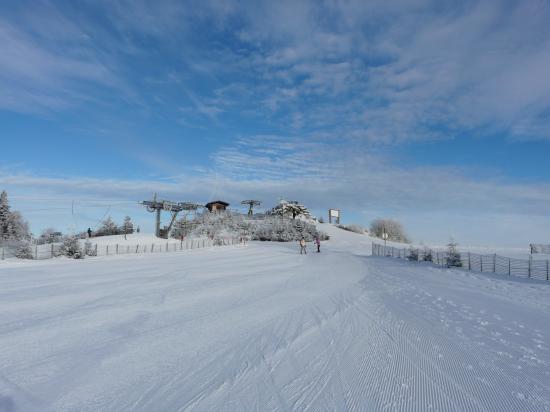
[{"x1": 205, "y1": 200, "x2": 229, "y2": 213}]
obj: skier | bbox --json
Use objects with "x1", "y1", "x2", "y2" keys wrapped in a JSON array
[
  {"x1": 299, "y1": 237, "x2": 307, "y2": 254},
  {"x1": 87, "y1": 228, "x2": 92, "y2": 238},
  {"x1": 314, "y1": 236, "x2": 321, "y2": 253}
]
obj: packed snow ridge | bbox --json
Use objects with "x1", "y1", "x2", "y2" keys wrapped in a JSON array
[{"x1": 1, "y1": 224, "x2": 549, "y2": 411}]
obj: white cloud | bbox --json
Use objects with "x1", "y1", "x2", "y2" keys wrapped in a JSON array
[{"x1": 2, "y1": 135, "x2": 550, "y2": 245}]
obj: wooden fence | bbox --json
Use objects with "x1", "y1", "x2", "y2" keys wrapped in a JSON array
[
  {"x1": 1, "y1": 237, "x2": 242, "y2": 261},
  {"x1": 371, "y1": 243, "x2": 550, "y2": 281}
]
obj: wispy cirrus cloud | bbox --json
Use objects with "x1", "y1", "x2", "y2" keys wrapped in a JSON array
[{"x1": 4, "y1": 1, "x2": 549, "y2": 140}]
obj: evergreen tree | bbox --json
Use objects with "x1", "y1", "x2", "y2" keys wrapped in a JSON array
[
  {"x1": 0, "y1": 190, "x2": 10, "y2": 241},
  {"x1": 84, "y1": 239, "x2": 96, "y2": 256},
  {"x1": 407, "y1": 248, "x2": 419, "y2": 261},
  {"x1": 121, "y1": 216, "x2": 134, "y2": 234},
  {"x1": 422, "y1": 247, "x2": 433, "y2": 262},
  {"x1": 0, "y1": 191, "x2": 30, "y2": 242},
  {"x1": 59, "y1": 235, "x2": 83, "y2": 258},
  {"x1": 15, "y1": 240, "x2": 34, "y2": 259},
  {"x1": 446, "y1": 238, "x2": 462, "y2": 267}
]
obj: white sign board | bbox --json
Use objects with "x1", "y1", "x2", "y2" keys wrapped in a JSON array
[{"x1": 329, "y1": 209, "x2": 339, "y2": 218}]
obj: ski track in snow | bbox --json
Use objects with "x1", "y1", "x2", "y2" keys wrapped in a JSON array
[{"x1": 1, "y1": 225, "x2": 550, "y2": 411}]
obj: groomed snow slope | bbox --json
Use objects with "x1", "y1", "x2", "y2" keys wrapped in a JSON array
[{"x1": 1, "y1": 225, "x2": 549, "y2": 411}]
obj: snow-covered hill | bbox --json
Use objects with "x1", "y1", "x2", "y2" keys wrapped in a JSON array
[{"x1": 1, "y1": 226, "x2": 549, "y2": 411}]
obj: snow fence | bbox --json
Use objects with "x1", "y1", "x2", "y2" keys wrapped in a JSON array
[
  {"x1": 372, "y1": 243, "x2": 550, "y2": 281},
  {"x1": 1, "y1": 237, "x2": 242, "y2": 261}
]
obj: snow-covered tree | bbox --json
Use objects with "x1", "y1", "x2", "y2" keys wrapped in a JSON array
[
  {"x1": 58, "y1": 235, "x2": 83, "y2": 258},
  {"x1": 252, "y1": 216, "x2": 327, "y2": 242},
  {"x1": 171, "y1": 210, "x2": 327, "y2": 243},
  {"x1": 422, "y1": 247, "x2": 433, "y2": 262},
  {"x1": 0, "y1": 191, "x2": 30, "y2": 243},
  {"x1": 15, "y1": 240, "x2": 34, "y2": 259},
  {"x1": 0, "y1": 190, "x2": 9, "y2": 241},
  {"x1": 121, "y1": 216, "x2": 134, "y2": 234},
  {"x1": 37, "y1": 228, "x2": 63, "y2": 244},
  {"x1": 370, "y1": 218, "x2": 410, "y2": 243},
  {"x1": 446, "y1": 238, "x2": 462, "y2": 267},
  {"x1": 268, "y1": 200, "x2": 311, "y2": 220},
  {"x1": 407, "y1": 248, "x2": 419, "y2": 261},
  {"x1": 97, "y1": 216, "x2": 119, "y2": 236},
  {"x1": 84, "y1": 239, "x2": 96, "y2": 256}
]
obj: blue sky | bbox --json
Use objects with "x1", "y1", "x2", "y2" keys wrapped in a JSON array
[{"x1": 1, "y1": 0, "x2": 550, "y2": 246}]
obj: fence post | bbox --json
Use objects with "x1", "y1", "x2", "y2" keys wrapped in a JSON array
[
  {"x1": 1, "y1": 246, "x2": 4, "y2": 260},
  {"x1": 508, "y1": 258, "x2": 511, "y2": 276},
  {"x1": 493, "y1": 254, "x2": 496, "y2": 273},
  {"x1": 136, "y1": 245, "x2": 139, "y2": 253},
  {"x1": 480, "y1": 256, "x2": 483, "y2": 272},
  {"x1": 106, "y1": 245, "x2": 109, "y2": 255},
  {"x1": 547, "y1": 260, "x2": 549, "y2": 281},
  {"x1": 468, "y1": 252, "x2": 471, "y2": 271},
  {"x1": 51, "y1": 243, "x2": 54, "y2": 258},
  {"x1": 95, "y1": 244, "x2": 98, "y2": 256},
  {"x1": 528, "y1": 255, "x2": 532, "y2": 278},
  {"x1": 116, "y1": 244, "x2": 119, "y2": 254},
  {"x1": 151, "y1": 243, "x2": 154, "y2": 253},
  {"x1": 203, "y1": 239, "x2": 205, "y2": 248}
]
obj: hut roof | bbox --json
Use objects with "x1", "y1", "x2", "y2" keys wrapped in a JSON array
[{"x1": 205, "y1": 200, "x2": 230, "y2": 207}]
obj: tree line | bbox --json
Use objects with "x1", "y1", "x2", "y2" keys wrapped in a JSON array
[{"x1": 0, "y1": 190, "x2": 137, "y2": 259}]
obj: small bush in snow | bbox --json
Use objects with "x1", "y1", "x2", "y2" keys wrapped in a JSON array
[
  {"x1": 407, "y1": 248, "x2": 419, "y2": 261},
  {"x1": 15, "y1": 240, "x2": 34, "y2": 259},
  {"x1": 59, "y1": 235, "x2": 83, "y2": 259},
  {"x1": 446, "y1": 239, "x2": 462, "y2": 267},
  {"x1": 422, "y1": 248, "x2": 433, "y2": 262},
  {"x1": 84, "y1": 240, "x2": 97, "y2": 256}
]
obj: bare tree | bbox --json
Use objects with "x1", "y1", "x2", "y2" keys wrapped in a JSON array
[{"x1": 370, "y1": 218, "x2": 410, "y2": 243}]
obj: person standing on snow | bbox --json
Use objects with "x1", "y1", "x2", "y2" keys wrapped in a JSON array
[
  {"x1": 299, "y1": 237, "x2": 307, "y2": 254},
  {"x1": 315, "y1": 236, "x2": 321, "y2": 253}
]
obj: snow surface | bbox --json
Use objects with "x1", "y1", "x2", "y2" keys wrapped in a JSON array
[
  {"x1": 82, "y1": 233, "x2": 183, "y2": 246},
  {"x1": 1, "y1": 224, "x2": 549, "y2": 411}
]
